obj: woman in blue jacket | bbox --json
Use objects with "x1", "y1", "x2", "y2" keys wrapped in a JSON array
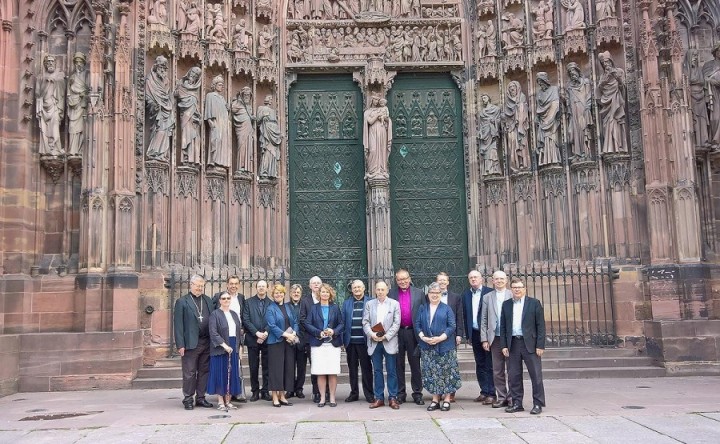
[
  {"x1": 415, "y1": 282, "x2": 461, "y2": 412},
  {"x1": 265, "y1": 284, "x2": 299, "y2": 407}
]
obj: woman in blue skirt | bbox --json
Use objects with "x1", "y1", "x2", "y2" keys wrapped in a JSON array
[{"x1": 208, "y1": 292, "x2": 243, "y2": 410}]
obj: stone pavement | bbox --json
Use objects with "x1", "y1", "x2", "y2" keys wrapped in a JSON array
[{"x1": 0, "y1": 377, "x2": 719, "y2": 443}]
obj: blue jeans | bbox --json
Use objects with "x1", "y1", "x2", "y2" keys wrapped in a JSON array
[{"x1": 371, "y1": 342, "x2": 398, "y2": 401}]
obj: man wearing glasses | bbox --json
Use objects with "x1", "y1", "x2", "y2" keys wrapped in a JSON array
[{"x1": 499, "y1": 278, "x2": 546, "y2": 415}]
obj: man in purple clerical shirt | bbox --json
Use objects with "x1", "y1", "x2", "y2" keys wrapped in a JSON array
[{"x1": 388, "y1": 268, "x2": 426, "y2": 405}]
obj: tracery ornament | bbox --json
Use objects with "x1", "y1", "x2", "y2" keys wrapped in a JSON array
[
  {"x1": 176, "y1": 165, "x2": 199, "y2": 199},
  {"x1": 148, "y1": 0, "x2": 175, "y2": 52}
]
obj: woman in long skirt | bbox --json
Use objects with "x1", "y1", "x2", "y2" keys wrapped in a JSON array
[
  {"x1": 207, "y1": 293, "x2": 243, "y2": 410},
  {"x1": 265, "y1": 284, "x2": 300, "y2": 407}
]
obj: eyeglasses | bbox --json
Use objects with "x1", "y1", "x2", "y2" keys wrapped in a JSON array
[
  {"x1": 220, "y1": 297, "x2": 231, "y2": 300},
  {"x1": 510, "y1": 286, "x2": 524, "y2": 290}
]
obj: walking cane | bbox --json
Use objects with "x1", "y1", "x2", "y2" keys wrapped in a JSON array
[{"x1": 224, "y1": 347, "x2": 231, "y2": 412}]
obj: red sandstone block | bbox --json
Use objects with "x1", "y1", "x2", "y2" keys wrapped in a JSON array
[
  {"x1": 0, "y1": 335, "x2": 20, "y2": 353},
  {"x1": 690, "y1": 320, "x2": 720, "y2": 337},
  {"x1": 49, "y1": 374, "x2": 132, "y2": 391},
  {"x1": 113, "y1": 311, "x2": 140, "y2": 331},
  {"x1": 61, "y1": 359, "x2": 134, "y2": 376},
  {"x1": 40, "y1": 276, "x2": 77, "y2": 292},
  {"x1": 38, "y1": 313, "x2": 75, "y2": 332},
  {"x1": 19, "y1": 376, "x2": 50, "y2": 392},
  {"x1": 613, "y1": 301, "x2": 636, "y2": 321},
  {"x1": 0, "y1": 353, "x2": 19, "y2": 379},
  {"x1": 651, "y1": 300, "x2": 682, "y2": 321},
  {"x1": 112, "y1": 290, "x2": 139, "y2": 312},
  {"x1": 3, "y1": 313, "x2": 39, "y2": 334},
  {"x1": 615, "y1": 319, "x2": 644, "y2": 337},
  {"x1": 32, "y1": 293, "x2": 75, "y2": 313},
  {"x1": 3, "y1": 292, "x2": 31, "y2": 313},
  {"x1": 83, "y1": 312, "x2": 103, "y2": 332},
  {"x1": 150, "y1": 310, "x2": 170, "y2": 340},
  {"x1": 18, "y1": 360, "x2": 61, "y2": 377},
  {"x1": 83, "y1": 291, "x2": 104, "y2": 311}
]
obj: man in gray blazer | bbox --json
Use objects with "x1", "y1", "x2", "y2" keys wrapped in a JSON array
[
  {"x1": 363, "y1": 281, "x2": 402, "y2": 409},
  {"x1": 481, "y1": 270, "x2": 513, "y2": 408}
]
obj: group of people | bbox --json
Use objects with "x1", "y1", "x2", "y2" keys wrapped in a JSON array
[{"x1": 173, "y1": 268, "x2": 547, "y2": 414}]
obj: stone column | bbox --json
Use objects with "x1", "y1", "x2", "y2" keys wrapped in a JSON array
[
  {"x1": 570, "y1": 162, "x2": 603, "y2": 259},
  {"x1": 366, "y1": 176, "x2": 393, "y2": 279},
  {"x1": 202, "y1": 167, "x2": 229, "y2": 267},
  {"x1": 539, "y1": 165, "x2": 571, "y2": 261},
  {"x1": 231, "y1": 172, "x2": 253, "y2": 268},
  {"x1": 171, "y1": 165, "x2": 200, "y2": 265},
  {"x1": 482, "y1": 177, "x2": 511, "y2": 267},
  {"x1": 256, "y1": 177, "x2": 278, "y2": 268},
  {"x1": 511, "y1": 171, "x2": 541, "y2": 264}
]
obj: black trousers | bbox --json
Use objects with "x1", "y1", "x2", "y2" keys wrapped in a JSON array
[
  {"x1": 294, "y1": 343, "x2": 308, "y2": 393},
  {"x1": 268, "y1": 341, "x2": 296, "y2": 392},
  {"x1": 507, "y1": 337, "x2": 546, "y2": 407},
  {"x1": 247, "y1": 342, "x2": 269, "y2": 394},
  {"x1": 346, "y1": 342, "x2": 374, "y2": 400},
  {"x1": 471, "y1": 329, "x2": 495, "y2": 396},
  {"x1": 396, "y1": 327, "x2": 422, "y2": 399},
  {"x1": 181, "y1": 337, "x2": 210, "y2": 400}
]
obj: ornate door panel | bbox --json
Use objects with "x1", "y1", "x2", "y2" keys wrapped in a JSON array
[
  {"x1": 288, "y1": 76, "x2": 368, "y2": 282},
  {"x1": 388, "y1": 73, "x2": 469, "y2": 282}
]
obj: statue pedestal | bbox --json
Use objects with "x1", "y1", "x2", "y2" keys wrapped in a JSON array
[
  {"x1": 504, "y1": 48, "x2": 525, "y2": 73},
  {"x1": 39, "y1": 154, "x2": 65, "y2": 183},
  {"x1": 533, "y1": 38, "x2": 555, "y2": 65},
  {"x1": 148, "y1": 23, "x2": 174, "y2": 53},
  {"x1": 206, "y1": 42, "x2": 231, "y2": 69},
  {"x1": 597, "y1": 17, "x2": 621, "y2": 46},
  {"x1": 258, "y1": 59, "x2": 278, "y2": 85},
  {"x1": 233, "y1": 50, "x2": 254, "y2": 77},
  {"x1": 179, "y1": 33, "x2": 202, "y2": 59},
  {"x1": 564, "y1": 28, "x2": 587, "y2": 55},
  {"x1": 477, "y1": 56, "x2": 498, "y2": 80}
]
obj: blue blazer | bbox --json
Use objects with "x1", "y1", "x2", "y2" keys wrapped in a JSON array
[
  {"x1": 341, "y1": 295, "x2": 372, "y2": 347},
  {"x1": 265, "y1": 302, "x2": 299, "y2": 345},
  {"x1": 414, "y1": 302, "x2": 456, "y2": 354},
  {"x1": 461, "y1": 285, "x2": 494, "y2": 340},
  {"x1": 304, "y1": 303, "x2": 345, "y2": 347}
]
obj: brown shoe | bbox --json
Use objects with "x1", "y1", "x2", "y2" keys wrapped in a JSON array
[
  {"x1": 473, "y1": 394, "x2": 488, "y2": 403},
  {"x1": 389, "y1": 399, "x2": 400, "y2": 410},
  {"x1": 369, "y1": 399, "x2": 385, "y2": 409},
  {"x1": 449, "y1": 393, "x2": 456, "y2": 403},
  {"x1": 492, "y1": 399, "x2": 510, "y2": 408},
  {"x1": 482, "y1": 396, "x2": 496, "y2": 405}
]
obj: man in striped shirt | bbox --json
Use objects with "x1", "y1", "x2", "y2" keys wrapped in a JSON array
[{"x1": 342, "y1": 280, "x2": 375, "y2": 403}]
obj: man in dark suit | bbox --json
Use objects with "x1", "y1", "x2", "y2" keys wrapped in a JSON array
[
  {"x1": 299, "y1": 276, "x2": 325, "y2": 402},
  {"x1": 461, "y1": 269, "x2": 494, "y2": 403},
  {"x1": 341, "y1": 280, "x2": 374, "y2": 403},
  {"x1": 500, "y1": 277, "x2": 546, "y2": 415},
  {"x1": 212, "y1": 275, "x2": 246, "y2": 403},
  {"x1": 388, "y1": 268, "x2": 425, "y2": 405},
  {"x1": 436, "y1": 272, "x2": 464, "y2": 402},
  {"x1": 173, "y1": 274, "x2": 214, "y2": 410},
  {"x1": 241, "y1": 280, "x2": 272, "y2": 402}
]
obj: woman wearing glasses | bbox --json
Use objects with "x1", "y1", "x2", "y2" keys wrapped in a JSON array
[{"x1": 208, "y1": 292, "x2": 243, "y2": 410}]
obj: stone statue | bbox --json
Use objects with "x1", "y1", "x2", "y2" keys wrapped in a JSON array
[
  {"x1": 501, "y1": 12, "x2": 524, "y2": 49},
  {"x1": 207, "y1": 4, "x2": 228, "y2": 44},
  {"x1": 561, "y1": 0, "x2": 586, "y2": 32},
  {"x1": 564, "y1": 62, "x2": 593, "y2": 158},
  {"x1": 596, "y1": 0, "x2": 615, "y2": 20},
  {"x1": 363, "y1": 95, "x2": 392, "y2": 179},
  {"x1": 148, "y1": 0, "x2": 169, "y2": 25},
  {"x1": 477, "y1": 20, "x2": 496, "y2": 57},
  {"x1": 179, "y1": 1, "x2": 202, "y2": 35},
  {"x1": 532, "y1": 0, "x2": 553, "y2": 40},
  {"x1": 258, "y1": 25, "x2": 275, "y2": 61},
  {"x1": 257, "y1": 95, "x2": 282, "y2": 178},
  {"x1": 145, "y1": 56, "x2": 175, "y2": 161},
  {"x1": 231, "y1": 87, "x2": 255, "y2": 172},
  {"x1": 204, "y1": 75, "x2": 231, "y2": 168},
  {"x1": 36, "y1": 55, "x2": 65, "y2": 156},
  {"x1": 687, "y1": 50, "x2": 710, "y2": 147},
  {"x1": 502, "y1": 80, "x2": 530, "y2": 171},
  {"x1": 703, "y1": 44, "x2": 720, "y2": 146},
  {"x1": 176, "y1": 67, "x2": 202, "y2": 165},
  {"x1": 66, "y1": 52, "x2": 89, "y2": 156},
  {"x1": 478, "y1": 94, "x2": 502, "y2": 176},
  {"x1": 535, "y1": 72, "x2": 561, "y2": 166},
  {"x1": 232, "y1": 19, "x2": 249, "y2": 51},
  {"x1": 597, "y1": 51, "x2": 627, "y2": 154}
]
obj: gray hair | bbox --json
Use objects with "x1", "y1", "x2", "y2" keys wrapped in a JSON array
[
  {"x1": 427, "y1": 282, "x2": 442, "y2": 293},
  {"x1": 190, "y1": 274, "x2": 205, "y2": 285}
]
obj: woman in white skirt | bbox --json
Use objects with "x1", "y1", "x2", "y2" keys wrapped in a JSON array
[{"x1": 304, "y1": 283, "x2": 345, "y2": 407}]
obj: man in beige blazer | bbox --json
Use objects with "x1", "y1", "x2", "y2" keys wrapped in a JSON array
[{"x1": 481, "y1": 271, "x2": 513, "y2": 408}]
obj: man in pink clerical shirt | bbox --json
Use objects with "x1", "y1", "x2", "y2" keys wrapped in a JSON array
[{"x1": 388, "y1": 268, "x2": 426, "y2": 405}]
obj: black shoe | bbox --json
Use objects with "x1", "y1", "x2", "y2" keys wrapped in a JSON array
[
  {"x1": 505, "y1": 405, "x2": 525, "y2": 413},
  {"x1": 250, "y1": 392, "x2": 260, "y2": 402},
  {"x1": 285, "y1": 391, "x2": 295, "y2": 399},
  {"x1": 313, "y1": 393, "x2": 321, "y2": 403},
  {"x1": 530, "y1": 405, "x2": 542, "y2": 415},
  {"x1": 397, "y1": 395, "x2": 407, "y2": 404},
  {"x1": 279, "y1": 399, "x2": 293, "y2": 406},
  {"x1": 345, "y1": 395, "x2": 359, "y2": 403},
  {"x1": 231, "y1": 396, "x2": 247, "y2": 404},
  {"x1": 195, "y1": 399, "x2": 213, "y2": 408},
  {"x1": 413, "y1": 395, "x2": 425, "y2": 406},
  {"x1": 296, "y1": 390, "x2": 306, "y2": 399},
  {"x1": 183, "y1": 399, "x2": 194, "y2": 410},
  {"x1": 261, "y1": 392, "x2": 272, "y2": 402}
]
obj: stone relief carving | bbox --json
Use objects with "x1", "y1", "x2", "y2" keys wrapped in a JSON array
[
  {"x1": 502, "y1": 81, "x2": 530, "y2": 172},
  {"x1": 532, "y1": 1, "x2": 553, "y2": 41},
  {"x1": 258, "y1": 25, "x2": 276, "y2": 61},
  {"x1": 596, "y1": 0, "x2": 616, "y2": 20},
  {"x1": 206, "y1": 3, "x2": 228, "y2": 44},
  {"x1": 686, "y1": 50, "x2": 709, "y2": 148},
  {"x1": 561, "y1": 0, "x2": 585, "y2": 32},
  {"x1": 476, "y1": 0, "x2": 495, "y2": 17},
  {"x1": 36, "y1": 55, "x2": 65, "y2": 156},
  {"x1": 596, "y1": 0, "x2": 620, "y2": 45},
  {"x1": 501, "y1": 12, "x2": 525, "y2": 71},
  {"x1": 477, "y1": 20, "x2": 497, "y2": 58},
  {"x1": 535, "y1": 72, "x2": 561, "y2": 167},
  {"x1": 257, "y1": 95, "x2": 281, "y2": 178},
  {"x1": 145, "y1": 56, "x2": 174, "y2": 161},
  {"x1": 205, "y1": 75, "x2": 231, "y2": 169},
  {"x1": 148, "y1": 0, "x2": 169, "y2": 26},
  {"x1": 176, "y1": 67, "x2": 202, "y2": 165},
  {"x1": 478, "y1": 94, "x2": 502, "y2": 176},
  {"x1": 231, "y1": 87, "x2": 255, "y2": 173},
  {"x1": 597, "y1": 51, "x2": 628, "y2": 154},
  {"x1": 703, "y1": 44, "x2": 720, "y2": 147},
  {"x1": 177, "y1": 0, "x2": 203, "y2": 58},
  {"x1": 364, "y1": 94, "x2": 392, "y2": 180},
  {"x1": 67, "y1": 52, "x2": 89, "y2": 157},
  {"x1": 563, "y1": 62, "x2": 593, "y2": 159}
]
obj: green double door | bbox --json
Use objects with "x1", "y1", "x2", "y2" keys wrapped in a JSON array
[{"x1": 288, "y1": 73, "x2": 468, "y2": 289}]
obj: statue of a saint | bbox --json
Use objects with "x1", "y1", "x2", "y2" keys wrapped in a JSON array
[
  {"x1": 502, "y1": 12, "x2": 525, "y2": 49},
  {"x1": 231, "y1": 87, "x2": 255, "y2": 172},
  {"x1": 564, "y1": 62, "x2": 593, "y2": 158},
  {"x1": 502, "y1": 80, "x2": 530, "y2": 171},
  {"x1": 176, "y1": 67, "x2": 202, "y2": 164},
  {"x1": 257, "y1": 95, "x2": 282, "y2": 178},
  {"x1": 66, "y1": 52, "x2": 89, "y2": 156},
  {"x1": 36, "y1": 55, "x2": 65, "y2": 156},
  {"x1": 596, "y1": 51, "x2": 627, "y2": 153},
  {"x1": 686, "y1": 50, "x2": 709, "y2": 147},
  {"x1": 596, "y1": 0, "x2": 615, "y2": 20},
  {"x1": 535, "y1": 72, "x2": 561, "y2": 166},
  {"x1": 258, "y1": 25, "x2": 275, "y2": 61},
  {"x1": 180, "y1": 1, "x2": 202, "y2": 35},
  {"x1": 145, "y1": 56, "x2": 174, "y2": 161},
  {"x1": 205, "y1": 75, "x2": 231, "y2": 168},
  {"x1": 561, "y1": 0, "x2": 586, "y2": 32},
  {"x1": 703, "y1": 44, "x2": 720, "y2": 146},
  {"x1": 363, "y1": 95, "x2": 392, "y2": 179},
  {"x1": 478, "y1": 94, "x2": 502, "y2": 176},
  {"x1": 232, "y1": 19, "x2": 250, "y2": 51},
  {"x1": 148, "y1": 0, "x2": 169, "y2": 25}
]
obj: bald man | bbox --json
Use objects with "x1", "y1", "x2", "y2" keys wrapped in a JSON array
[
  {"x1": 461, "y1": 270, "x2": 494, "y2": 402},
  {"x1": 242, "y1": 280, "x2": 272, "y2": 401}
]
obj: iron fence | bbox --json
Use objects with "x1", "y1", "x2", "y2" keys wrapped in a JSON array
[{"x1": 167, "y1": 260, "x2": 616, "y2": 353}]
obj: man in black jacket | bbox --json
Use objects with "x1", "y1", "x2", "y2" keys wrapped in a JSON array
[
  {"x1": 241, "y1": 280, "x2": 272, "y2": 401},
  {"x1": 500, "y1": 278, "x2": 546, "y2": 415},
  {"x1": 173, "y1": 274, "x2": 214, "y2": 410}
]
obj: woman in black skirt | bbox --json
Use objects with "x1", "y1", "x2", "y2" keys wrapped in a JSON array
[
  {"x1": 265, "y1": 284, "x2": 299, "y2": 407},
  {"x1": 208, "y1": 293, "x2": 243, "y2": 410}
]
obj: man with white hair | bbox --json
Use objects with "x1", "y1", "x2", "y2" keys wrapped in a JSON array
[
  {"x1": 481, "y1": 270, "x2": 513, "y2": 408},
  {"x1": 461, "y1": 270, "x2": 494, "y2": 402},
  {"x1": 342, "y1": 280, "x2": 374, "y2": 403},
  {"x1": 300, "y1": 276, "x2": 326, "y2": 402}
]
